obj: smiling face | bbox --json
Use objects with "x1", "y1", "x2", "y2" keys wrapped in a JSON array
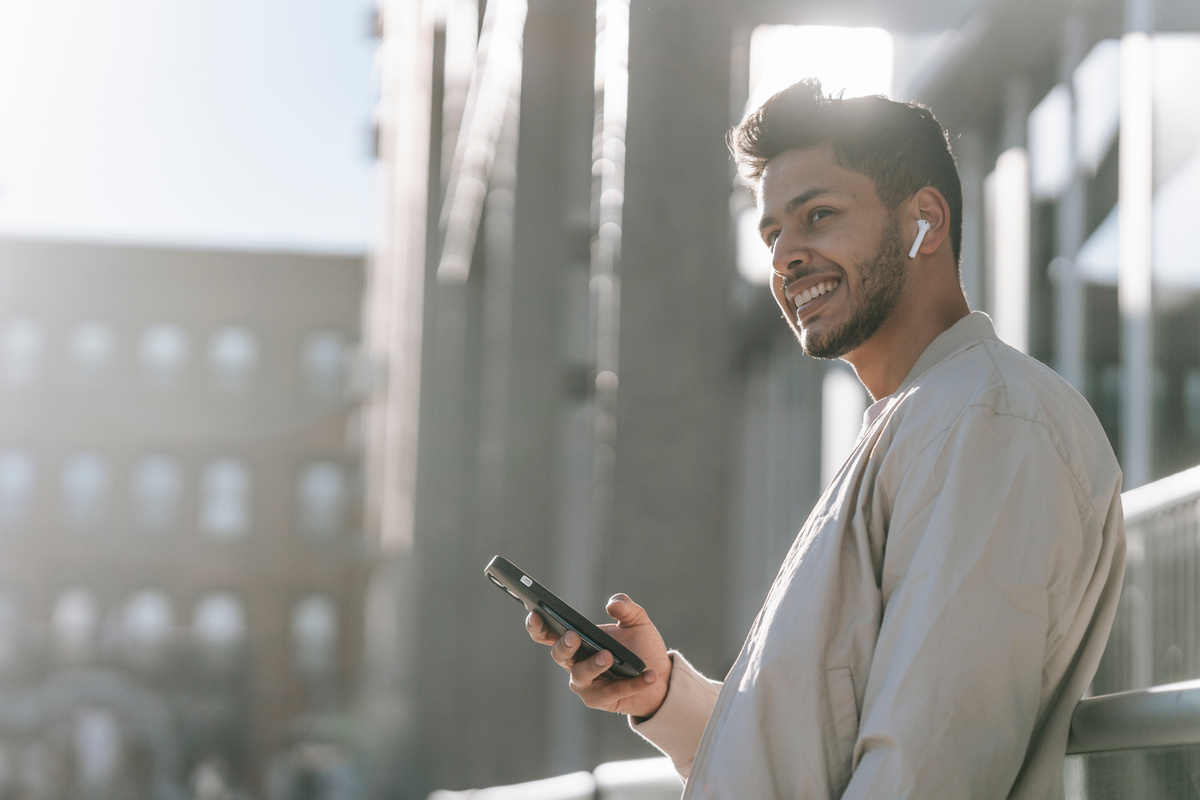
[{"x1": 759, "y1": 145, "x2": 909, "y2": 360}]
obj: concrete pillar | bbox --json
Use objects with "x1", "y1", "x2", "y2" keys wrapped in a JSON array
[
  {"x1": 1119, "y1": 0, "x2": 1155, "y2": 488},
  {"x1": 431, "y1": 0, "x2": 598, "y2": 789},
  {"x1": 728, "y1": 337, "x2": 823, "y2": 657},
  {"x1": 409, "y1": 0, "x2": 529, "y2": 792},
  {"x1": 502, "y1": 0, "x2": 597, "y2": 777},
  {"x1": 360, "y1": 0, "x2": 433, "y2": 795},
  {"x1": 956, "y1": 129, "x2": 988, "y2": 311},
  {"x1": 599, "y1": 0, "x2": 736, "y2": 760},
  {"x1": 1054, "y1": 14, "x2": 1088, "y2": 392},
  {"x1": 992, "y1": 78, "x2": 1031, "y2": 353}
]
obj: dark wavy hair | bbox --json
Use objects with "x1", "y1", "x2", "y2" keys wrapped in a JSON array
[{"x1": 728, "y1": 79, "x2": 963, "y2": 268}]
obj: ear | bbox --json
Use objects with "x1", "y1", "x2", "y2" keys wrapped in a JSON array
[{"x1": 906, "y1": 186, "x2": 951, "y2": 258}]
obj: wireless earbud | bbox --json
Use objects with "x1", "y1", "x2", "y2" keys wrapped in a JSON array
[{"x1": 908, "y1": 219, "x2": 931, "y2": 259}]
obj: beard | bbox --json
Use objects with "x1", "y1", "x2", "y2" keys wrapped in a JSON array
[{"x1": 801, "y1": 214, "x2": 908, "y2": 360}]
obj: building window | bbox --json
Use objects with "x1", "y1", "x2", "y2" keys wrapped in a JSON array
[
  {"x1": 291, "y1": 594, "x2": 337, "y2": 675},
  {"x1": 302, "y1": 331, "x2": 349, "y2": 398},
  {"x1": 0, "y1": 449, "x2": 35, "y2": 531},
  {"x1": 121, "y1": 590, "x2": 173, "y2": 669},
  {"x1": 193, "y1": 592, "x2": 247, "y2": 647},
  {"x1": 123, "y1": 591, "x2": 173, "y2": 641},
  {"x1": 200, "y1": 459, "x2": 251, "y2": 540},
  {"x1": 132, "y1": 455, "x2": 184, "y2": 532},
  {"x1": 208, "y1": 326, "x2": 258, "y2": 391},
  {"x1": 139, "y1": 323, "x2": 189, "y2": 388},
  {"x1": 297, "y1": 461, "x2": 347, "y2": 542},
  {"x1": 0, "y1": 317, "x2": 43, "y2": 388},
  {"x1": 52, "y1": 588, "x2": 100, "y2": 662},
  {"x1": 67, "y1": 321, "x2": 118, "y2": 382},
  {"x1": 61, "y1": 452, "x2": 110, "y2": 530},
  {"x1": 193, "y1": 592, "x2": 247, "y2": 669},
  {"x1": 73, "y1": 707, "x2": 123, "y2": 792}
]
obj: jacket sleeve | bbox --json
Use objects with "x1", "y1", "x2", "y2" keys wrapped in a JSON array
[
  {"x1": 629, "y1": 651, "x2": 722, "y2": 780},
  {"x1": 842, "y1": 406, "x2": 1109, "y2": 799}
]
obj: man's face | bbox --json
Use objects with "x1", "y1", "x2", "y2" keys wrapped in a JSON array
[{"x1": 758, "y1": 145, "x2": 907, "y2": 360}]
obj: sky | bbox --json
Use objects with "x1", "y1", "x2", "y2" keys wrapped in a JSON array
[{"x1": 0, "y1": 0, "x2": 377, "y2": 254}]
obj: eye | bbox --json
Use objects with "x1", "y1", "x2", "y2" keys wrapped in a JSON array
[
  {"x1": 763, "y1": 230, "x2": 779, "y2": 250},
  {"x1": 809, "y1": 208, "x2": 834, "y2": 225}
]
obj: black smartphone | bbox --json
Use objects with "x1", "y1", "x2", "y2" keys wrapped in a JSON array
[{"x1": 484, "y1": 555, "x2": 645, "y2": 680}]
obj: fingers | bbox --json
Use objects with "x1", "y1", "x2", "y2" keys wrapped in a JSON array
[
  {"x1": 551, "y1": 634, "x2": 619, "y2": 689},
  {"x1": 567, "y1": 642, "x2": 615, "y2": 685},
  {"x1": 526, "y1": 611, "x2": 558, "y2": 645},
  {"x1": 573, "y1": 668, "x2": 659, "y2": 710},
  {"x1": 606, "y1": 593, "x2": 650, "y2": 628},
  {"x1": 550, "y1": 630, "x2": 583, "y2": 668}
]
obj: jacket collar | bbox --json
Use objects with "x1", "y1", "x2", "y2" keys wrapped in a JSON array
[
  {"x1": 862, "y1": 311, "x2": 1000, "y2": 429},
  {"x1": 897, "y1": 310, "x2": 999, "y2": 394}
]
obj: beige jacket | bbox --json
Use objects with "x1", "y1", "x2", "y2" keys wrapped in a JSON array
[{"x1": 633, "y1": 312, "x2": 1126, "y2": 799}]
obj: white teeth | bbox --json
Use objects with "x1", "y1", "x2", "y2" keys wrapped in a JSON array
[
  {"x1": 794, "y1": 280, "x2": 840, "y2": 320},
  {"x1": 797, "y1": 280, "x2": 838, "y2": 306}
]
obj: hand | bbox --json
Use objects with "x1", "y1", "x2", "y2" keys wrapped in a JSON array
[{"x1": 526, "y1": 593, "x2": 672, "y2": 719}]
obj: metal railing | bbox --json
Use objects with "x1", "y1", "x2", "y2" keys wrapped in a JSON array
[
  {"x1": 1065, "y1": 464, "x2": 1200, "y2": 757},
  {"x1": 440, "y1": 466, "x2": 1200, "y2": 798},
  {"x1": 1091, "y1": 465, "x2": 1200, "y2": 696},
  {"x1": 1067, "y1": 678, "x2": 1200, "y2": 755},
  {"x1": 428, "y1": 756, "x2": 681, "y2": 800},
  {"x1": 1066, "y1": 464, "x2": 1200, "y2": 798}
]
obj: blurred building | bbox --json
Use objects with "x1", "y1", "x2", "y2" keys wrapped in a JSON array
[{"x1": 0, "y1": 239, "x2": 368, "y2": 797}]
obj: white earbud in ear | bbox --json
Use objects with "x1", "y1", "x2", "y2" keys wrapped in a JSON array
[{"x1": 908, "y1": 219, "x2": 931, "y2": 259}]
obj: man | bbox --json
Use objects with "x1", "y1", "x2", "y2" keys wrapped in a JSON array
[{"x1": 526, "y1": 80, "x2": 1125, "y2": 798}]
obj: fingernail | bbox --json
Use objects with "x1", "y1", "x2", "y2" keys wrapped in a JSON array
[
  {"x1": 594, "y1": 652, "x2": 609, "y2": 667},
  {"x1": 563, "y1": 632, "x2": 575, "y2": 647},
  {"x1": 609, "y1": 594, "x2": 624, "y2": 604},
  {"x1": 644, "y1": 671, "x2": 656, "y2": 684}
]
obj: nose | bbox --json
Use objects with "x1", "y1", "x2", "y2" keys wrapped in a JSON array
[{"x1": 771, "y1": 229, "x2": 810, "y2": 283}]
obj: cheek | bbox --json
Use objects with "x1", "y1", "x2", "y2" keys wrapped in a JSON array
[{"x1": 814, "y1": 228, "x2": 852, "y2": 255}]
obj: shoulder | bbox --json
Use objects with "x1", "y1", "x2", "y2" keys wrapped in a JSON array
[{"x1": 883, "y1": 339, "x2": 1120, "y2": 507}]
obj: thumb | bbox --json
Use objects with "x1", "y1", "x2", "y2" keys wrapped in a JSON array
[{"x1": 606, "y1": 593, "x2": 650, "y2": 627}]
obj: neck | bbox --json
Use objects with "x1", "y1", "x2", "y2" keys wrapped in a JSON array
[{"x1": 844, "y1": 290, "x2": 970, "y2": 401}]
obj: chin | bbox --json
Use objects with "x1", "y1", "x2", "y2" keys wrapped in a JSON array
[{"x1": 801, "y1": 323, "x2": 854, "y2": 360}]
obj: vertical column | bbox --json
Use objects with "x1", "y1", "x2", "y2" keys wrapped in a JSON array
[
  {"x1": 956, "y1": 129, "x2": 988, "y2": 311},
  {"x1": 410, "y1": 214, "x2": 480, "y2": 790},
  {"x1": 366, "y1": 0, "x2": 435, "y2": 555},
  {"x1": 727, "y1": 338, "x2": 823, "y2": 657},
  {"x1": 463, "y1": 10, "x2": 527, "y2": 784},
  {"x1": 1053, "y1": 15, "x2": 1088, "y2": 392},
  {"x1": 410, "y1": 0, "x2": 530, "y2": 791},
  {"x1": 474, "y1": 17, "x2": 523, "y2": 526},
  {"x1": 360, "y1": 0, "x2": 433, "y2": 796},
  {"x1": 606, "y1": 0, "x2": 736, "y2": 759},
  {"x1": 1119, "y1": 0, "x2": 1154, "y2": 489},
  {"x1": 1114, "y1": 6, "x2": 1155, "y2": 790},
  {"x1": 546, "y1": 0, "x2": 628, "y2": 772},
  {"x1": 992, "y1": 78, "x2": 1031, "y2": 353},
  {"x1": 584, "y1": 0, "x2": 629, "y2": 643},
  {"x1": 508, "y1": 0, "x2": 598, "y2": 778}
]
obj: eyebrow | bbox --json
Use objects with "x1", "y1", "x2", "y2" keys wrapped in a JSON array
[{"x1": 757, "y1": 187, "x2": 834, "y2": 235}]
